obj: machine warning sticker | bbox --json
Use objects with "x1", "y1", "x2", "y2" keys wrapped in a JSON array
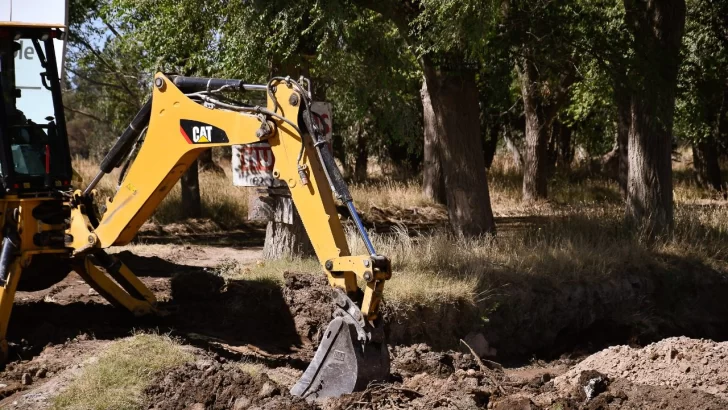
[{"x1": 180, "y1": 120, "x2": 229, "y2": 144}]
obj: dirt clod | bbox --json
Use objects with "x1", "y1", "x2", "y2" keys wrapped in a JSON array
[
  {"x1": 20, "y1": 373, "x2": 32, "y2": 385},
  {"x1": 391, "y1": 343, "x2": 480, "y2": 378}
]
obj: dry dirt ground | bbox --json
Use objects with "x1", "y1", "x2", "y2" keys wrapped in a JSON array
[{"x1": 1, "y1": 239, "x2": 727, "y2": 409}]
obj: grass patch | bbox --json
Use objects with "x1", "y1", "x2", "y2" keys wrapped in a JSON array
[
  {"x1": 53, "y1": 334, "x2": 194, "y2": 410},
  {"x1": 349, "y1": 178, "x2": 435, "y2": 211}
]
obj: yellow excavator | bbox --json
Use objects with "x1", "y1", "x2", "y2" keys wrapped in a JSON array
[{"x1": 0, "y1": 18, "x2": 390, "y2": 399}]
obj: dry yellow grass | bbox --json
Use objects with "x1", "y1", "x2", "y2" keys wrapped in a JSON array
[
  {"x1": 52, "y1": 334, "x2": 193, "y2": 410},
  {"x1": 73, "y1": 157, "x2": 249, "y2": 228},
  {"x1": 76, "y1": 152, "x2": 727, "y2": 310},
  {"x1": 228, "y1": 153, "x2": 727, "y2": 309}
]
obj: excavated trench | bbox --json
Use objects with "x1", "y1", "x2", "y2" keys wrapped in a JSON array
[{"x1": 3, "y1": 251, "x2": 728, "y2": 408}]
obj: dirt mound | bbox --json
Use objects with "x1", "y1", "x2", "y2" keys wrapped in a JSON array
[
  {"x1": 523, "y1": 372, "x2": 728, "y2": 409},
  {"x1": 553, "y1": 336, "x2": 728, "y2": 400},
  {"x1": 145, "y1": 359, "x2": 309, "y2": 410},
  {"x1": 280, "y1": 272, "x2": 335, "y2": 347}
]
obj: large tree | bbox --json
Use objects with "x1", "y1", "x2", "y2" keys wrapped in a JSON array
[
  {"x1": 348, "y1": 0, "x2": 497, "y2": 235},
  {"x1": 501, "y1": 0, "x2": 586, "y2": 203},
  {"x1": 622, "y1": 0, "x2": 686, "y2": 234}
]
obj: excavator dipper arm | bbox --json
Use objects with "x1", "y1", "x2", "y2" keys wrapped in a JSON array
[{"x1": 67, "y1": 73, "x2": 391, "y2": 398}]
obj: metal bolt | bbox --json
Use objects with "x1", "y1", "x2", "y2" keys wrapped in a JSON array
[
  {"x1": 363, "y1": 259, "x2": 370, "y2": 268},
  {"x1": 289, "y1": 94, "x2": 299, "y2": 106},
  {"x1": 87, "y1": 235, "x2": 95, "y2": 244},
  {"x1": 325, "y1": 260, "x2": 333, "y2": 270},
  {"x1": 363, "y1": 271, "x2": 373, "y2": 282},
  {"x1": 154, "y1": 77, "x2": 164, "y2": 89}
]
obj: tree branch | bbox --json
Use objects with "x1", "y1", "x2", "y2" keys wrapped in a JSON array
[
  {"x1": 66, "y1": 67, "x2": 124, "y2": 90},
  {"x1": 64, "y1": 105, "x2": 111, "y2": 127}
]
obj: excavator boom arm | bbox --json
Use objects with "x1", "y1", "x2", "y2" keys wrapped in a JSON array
[{"x1": 66, "y1": 73, "x2": 391, "y2": 398}]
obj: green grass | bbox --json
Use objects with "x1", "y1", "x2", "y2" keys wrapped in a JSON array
[{"x1": 52, "y1": 334, "x2": 194, "y2": 410}]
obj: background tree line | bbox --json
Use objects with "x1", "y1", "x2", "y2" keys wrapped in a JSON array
[{"x1": 66, "y1": 0, "x2": 727, "y2": 238}]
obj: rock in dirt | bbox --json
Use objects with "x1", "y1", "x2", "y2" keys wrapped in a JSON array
[
  {"x1": 20, "y1": 373, "x2": 32, "y2": 385},
  {"x1": 145, "y1": 360, "x2": 309, "y2": 410},
  {"x1": 553, "y1": 337, "x2": 728, "y2": 400}
]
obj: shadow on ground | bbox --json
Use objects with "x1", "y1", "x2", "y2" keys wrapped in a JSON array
[{"x1": 6, "y1": 254, "x2": 303, "y2": 367}]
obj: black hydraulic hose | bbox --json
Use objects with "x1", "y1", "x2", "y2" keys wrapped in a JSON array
[
  {"x1": 300, "y1": 106, "x2": 352, "y2": 202},
  {"x1": 300, "y1": 107, "x2": 376, "y2": 256},
  {"x1": 0, "y1": 223, "x2": 20, "y2": 287},
  {"x1": 99, "y1": 99, "x2": 152, "y2": 174},
  {"x1": 172, "y1": 76, "x2": 266, "y2": 93}
]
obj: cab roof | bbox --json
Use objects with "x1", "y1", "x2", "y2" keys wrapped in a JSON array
[{"x1": 0, "y1": 22, "x2": 65, "y2": 29}]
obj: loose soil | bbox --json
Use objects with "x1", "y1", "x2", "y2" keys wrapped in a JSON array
[{"x1": 2, "y1": 240, "x2": 728, "y2": 409}]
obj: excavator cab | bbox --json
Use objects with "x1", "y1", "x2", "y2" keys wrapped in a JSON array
[{"x1": 0, "y1": 26, "x2": 72, "y2": 195}]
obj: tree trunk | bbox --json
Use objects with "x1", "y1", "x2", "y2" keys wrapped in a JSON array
[
  {"x1": 421, "y1": 80, "x2": 447, "y2": 204},
  {"x1": 262, "y1": 190, "x2": 314, "y2": 259},
  {"x1": 518, "y1": 58, "x2": 549, "y2": 203},
  {"x1": 624, "y1": 0, "x2": 686, "y2": 235},
  {"x1": 180, "y1": 159, "x2": 202, "y2": 218},
  {"x1": 198, "y1": 149, "x2": 225, "y2": 175},
  {"x1": 503, "y1": 123, "x2": 523, "y2": 170},
  {"x1": 693, "y1": 139, "x2": 723, "y2": 191},
  {"x1": 483, "y1": 123, "x2": 499, "y2": 169},
  {"x1": 556, "y1": 121, "x2": 573, "y2": 170},
  {"x1": 421, "y1": 61, "x2": 496, "y2": 236},
  {"x1": 615, "y1": 82, "x2": 630, "y2": 197},
  {"x1": 354, "y1": 122, "x2": 368, "y2": 182}
]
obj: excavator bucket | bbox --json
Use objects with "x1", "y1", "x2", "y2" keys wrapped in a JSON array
[{"x1": 290, "y1": 316, "x2": 390, "y2": 400}]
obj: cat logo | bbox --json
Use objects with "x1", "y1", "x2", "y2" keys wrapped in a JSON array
[
  {"x1": 192, "y1": 126, "x2": 213, "y2": 143},
  {"x1": 179, "y1": 120, "x2": 230, "y2": 144}
]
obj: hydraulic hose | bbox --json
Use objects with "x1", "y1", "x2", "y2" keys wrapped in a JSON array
[{"x1": 300, "y1": 107, "x2": 376, "y2": 256}]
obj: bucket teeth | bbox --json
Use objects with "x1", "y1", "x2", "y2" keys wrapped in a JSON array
[{"x1": 290, "y1": 316, "x2": 389, "y2": 400}]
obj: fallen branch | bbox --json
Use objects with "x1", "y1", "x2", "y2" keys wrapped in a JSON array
[{"x1": 460, "y1": 338, "x2": 506, "y2": 395}]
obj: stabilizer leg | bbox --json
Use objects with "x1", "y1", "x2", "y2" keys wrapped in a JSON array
[
  {"x1": 0, "y1": 260, "x2": 23, "y2": 362},
  {"x1": 74, "y1": 251, "x2": 156, "y2": 316}
]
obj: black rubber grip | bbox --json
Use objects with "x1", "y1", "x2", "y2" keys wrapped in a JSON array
[
  {"x1": 99, "y1": 99, "x2": 152, "y2": 173},
  {"x1": 173, "y1": 76, "x2": 246, "y2": 92}
]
